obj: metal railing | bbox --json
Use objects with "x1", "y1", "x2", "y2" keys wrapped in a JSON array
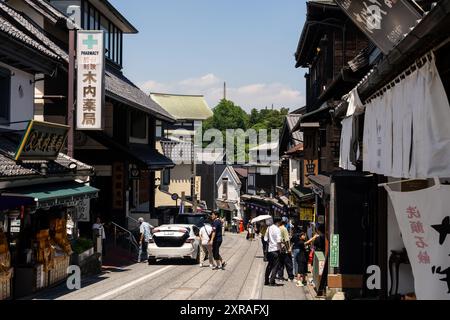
[{"x1": 111, "y1": 221, "x2": 140, "y2": 256}]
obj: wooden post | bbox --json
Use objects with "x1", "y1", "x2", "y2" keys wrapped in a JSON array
[{"x1": 67, "y1": 29, "x2": 76, "y2": 158}]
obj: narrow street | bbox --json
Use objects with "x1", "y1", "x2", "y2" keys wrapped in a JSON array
[{"x1": 28, "y1": 233, "x2": 313, "y2": 301}]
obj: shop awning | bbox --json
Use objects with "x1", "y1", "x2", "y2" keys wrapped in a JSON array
[
  {"x1": 291, "y1": 187, "x2": 315, "y2": 201},
  {"x1": 85, "y1": 131, "x2": 175, "y2": 171},
  {"x1": 216, "y1": 199, "x2": 239, "y2": 212},
  {"x1": 308, "y1": 175, "x2": 331, "y2": 198},
  {"x1": 1, "y1": 182, "x2": 99, "y2": 210},
  {"x1": 129, "y1": 144, "x2": 175, "y2": 171}
]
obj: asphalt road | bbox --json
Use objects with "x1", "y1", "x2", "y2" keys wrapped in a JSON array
[{"x1": 29, "y1": 233, "x2": 313, "y2": 301}]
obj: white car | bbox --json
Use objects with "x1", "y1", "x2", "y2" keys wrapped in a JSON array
[{"x1": 147, "y1": 224, "x2": 201, "y2": 264}]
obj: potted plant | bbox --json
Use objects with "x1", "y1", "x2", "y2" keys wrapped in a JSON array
[{"x1": 71, "y1": 238, "x2": 94, "y2": 265}]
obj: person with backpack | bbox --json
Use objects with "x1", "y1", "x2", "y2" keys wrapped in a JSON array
[
  {"x1": 199, "y1": 220, "x2": 215, "y2": 269},
  {"x1": 276, "y1": 220, "x2": 295, "y2": 282}
]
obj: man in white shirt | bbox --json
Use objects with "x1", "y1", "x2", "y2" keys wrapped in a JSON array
[
  {"x1": 264, "y1": 218, "x2": 282, "y2": 286},
  {"x1": 199, "y1": 222, "x2": 215, "y2": 269},
  {"x1": 92, "y1": 217, "x2": 106, "y2": 257},
  {"x1": 138, "y1": 217, "x2": 152, "y2": 263}
]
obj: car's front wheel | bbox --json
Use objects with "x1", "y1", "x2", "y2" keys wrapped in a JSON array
[{"x1": 148, "y1": 258, "x2": 157, "y2": 265}]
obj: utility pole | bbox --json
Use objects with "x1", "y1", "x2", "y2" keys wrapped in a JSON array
[
  {"x1": 223, "y1": 82, "x2": 227, "y2": 101},
  {"x1": 67, "y1": 29, "x2": 76, "y2": 158}
]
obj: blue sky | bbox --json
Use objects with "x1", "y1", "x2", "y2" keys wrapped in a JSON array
[{"x1": 110, "y1": 0, "x2": 307, "y2": 112}]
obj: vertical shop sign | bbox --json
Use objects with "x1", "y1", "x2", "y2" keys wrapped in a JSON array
[
  {"x1": 335, "y1": 0, "x2": 421, "y2": 54},
  {"x1": 77, "y1": 30, "x2": 105, "y2": 130}
]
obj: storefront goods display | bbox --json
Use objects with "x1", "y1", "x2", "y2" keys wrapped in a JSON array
[
  {"x1": 35, "y1": 230, "x2": 56, "y2": 272},
  {"x1": 49, "y1": 255, "x2": 70, "y2": 286},
  {"x1": 0, "y1": 252, "x2": 11, "y2": 273},
  {"x1": 35, "y1": 264, "x2": 48, "y2": 291},
  {"x1": 0, "y1": 230, "x2": 10, "y2": 274},
  {"x1": 0, "y1": 268, "x2": 12, "y2": 300},
  {"x1": 50, "y1": 218, "x2": 72, "y2": 256}
]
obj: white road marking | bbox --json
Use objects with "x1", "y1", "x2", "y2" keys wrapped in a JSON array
[{"x1": 91, "y1": 266, "x2": 173, "y2": 300}]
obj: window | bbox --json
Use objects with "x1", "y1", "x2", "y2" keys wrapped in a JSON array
[
  {"x1": 248, "y1": 175, "x2": 255, "y2": 187},
  {"x1": 0, "y1": 67, "x2": 11, "y2": 123},
  {"x1": 222, "y1": 178, "x2": 229, "y2": 200},
  {"x1": 130, "y1": 111, "x2": 148, "y2": 143},
  {"x1": 156, "y1": 120, "x2": 163, "y2": 139},
  {"x1": 82, "y1": 0, "x2": 123, "y2": 66},
  {"x1": 162, "y1": 169, "x2": 171, "y2": 186}
]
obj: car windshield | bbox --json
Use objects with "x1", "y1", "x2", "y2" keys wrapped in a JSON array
[{"x1": 175, "y1": 215, "x2": 206, "y2": 228}]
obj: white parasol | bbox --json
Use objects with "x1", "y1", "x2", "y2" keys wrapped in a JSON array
[{"x1": 251, "y1": 215, "x2": 273, "y2": 224}]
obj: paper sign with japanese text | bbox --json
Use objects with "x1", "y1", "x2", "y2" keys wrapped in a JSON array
[
  {"x1": 76, "y1": 30, "x2": 105, "y2": 130},
  {"x1": 386, "y1": 181, "x2": 450, "y2": 300}
]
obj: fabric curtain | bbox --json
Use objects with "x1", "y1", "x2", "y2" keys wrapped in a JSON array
[
  {"x1": 340, "y1": 88, "x2": 364, "y2": 171},
  {"x1": 363, "y1": 55, "x2": 450, "y2": 178}
]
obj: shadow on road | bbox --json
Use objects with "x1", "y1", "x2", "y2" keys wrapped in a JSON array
[
  {"x1": 149, "y1": 259, "x2": 196, "y2": 266},
  {"x1": 25, "y1": 273, "x2": 111, "y2": 301}
]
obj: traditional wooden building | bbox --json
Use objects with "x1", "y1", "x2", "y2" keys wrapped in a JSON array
[
  {"x1": 294, "y1": 0, "x2": 450, "y2": 300},
  {"x1": 150, "y1": 93, "x2": 213, "y2": 224},
  {"x1": 0, "y1": 1, "x2": 97, "y2": 299},
  {"x1": 6, "y1": 0, "x2": 176, "y2": 233},
  {"x1": 293, "y1": 0, "x2": 376, "y2": 298}
]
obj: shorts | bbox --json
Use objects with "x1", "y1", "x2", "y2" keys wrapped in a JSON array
[{"x1": 212, "y1": 239, "x2": 223, "y2": 260}]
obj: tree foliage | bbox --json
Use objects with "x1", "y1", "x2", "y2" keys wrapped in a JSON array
[{"x1": 202, "y1": 99, "x2": 291, "y2": 161}]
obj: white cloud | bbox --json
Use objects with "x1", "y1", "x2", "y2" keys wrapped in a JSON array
[{"x1": 139, "y1": 74, "x2": 305, "y2": 112}]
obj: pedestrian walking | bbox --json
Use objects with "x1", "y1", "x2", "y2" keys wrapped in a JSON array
[
  {"x1": 231, "y1": 220, "x2": 237, "y2": 233},
  {"x1": 291, "y1": 226, "x2": 302, "y2": 278},
  {"x1": 295, "y1": 232, "x2": 315, "y2": 287},
  {"x1": 210, "y1": 212, "x2": 227, "y2": 270},
  {"x1": 221, "y1": 217, "x2": 226, "y2": 237},
  {"x1": 246, "y1": 223, "x2": 254, "y2": 241},
  {"x1": 138, "y1": 217, "x2": 152, "y2": 263},
  {"x1": 260, "y1": 222, "x2": 268, "y2": 262},
  {"x1": 199, "y1": 221, "x2": 215, "y2": 269},
  {"x1": 276, "y1": 220, "x2": 295, "y2": 282},
  {"x1": 92, "y1": 217, "x2": 106, "y2": 257},
  {"x1": 264, "y1": 218, "x2": 282, "y2": 286}
]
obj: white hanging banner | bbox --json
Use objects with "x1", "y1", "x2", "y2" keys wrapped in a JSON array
[
  {"x1": 363, "y1": 55, "x2": 450, "y2": 179},
  {"x1": 386, "y1": 181, "x2": 450, "y2": 300},
  {"x1": 76, "y1": 30, "x2": 105, "y2": 130}
]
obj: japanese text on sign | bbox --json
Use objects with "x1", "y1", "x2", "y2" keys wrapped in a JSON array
[
  {"x1": 335, "y1": 0, "x2": 421, "y2": 54},
  {"x1": 77, "y1": 31, "x2": 104, "y2": 130}
]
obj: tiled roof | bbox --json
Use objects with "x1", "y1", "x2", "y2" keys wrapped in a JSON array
[
  {"x1": 0, "y1": 7, "x2": 60, "y2": 61},
  {"x1": 151, "y1": 93, "x2": 213, "y2": 121},
  {"x1": 286, "y1": 114, "x2": 303, "y2": 143},
  {"x1": 0, "y1": 2, "x2": 67, "y2": 62},
  {"x1": 286, "y1": 143, "x2": 304, "y2": 155},
  {"x1": 0, "y1": 136, "x2": 93, "y2": 179},
  {"x1": 23, "y1": 0, "x2": 80, "y2": 29},
  {"x1": 234, "y1": 167, "x2": 248, "y2": 178},
  {"x1": 105, "y1": 70, "x2": 175, "y2": 122}
]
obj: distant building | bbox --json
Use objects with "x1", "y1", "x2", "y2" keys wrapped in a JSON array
[
  {"x1": 151, "y1": 93, "x2": 213, "y2": 224},
  {"x1": 216, "y1": 166, "x2": 242, "y2": 223}
]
